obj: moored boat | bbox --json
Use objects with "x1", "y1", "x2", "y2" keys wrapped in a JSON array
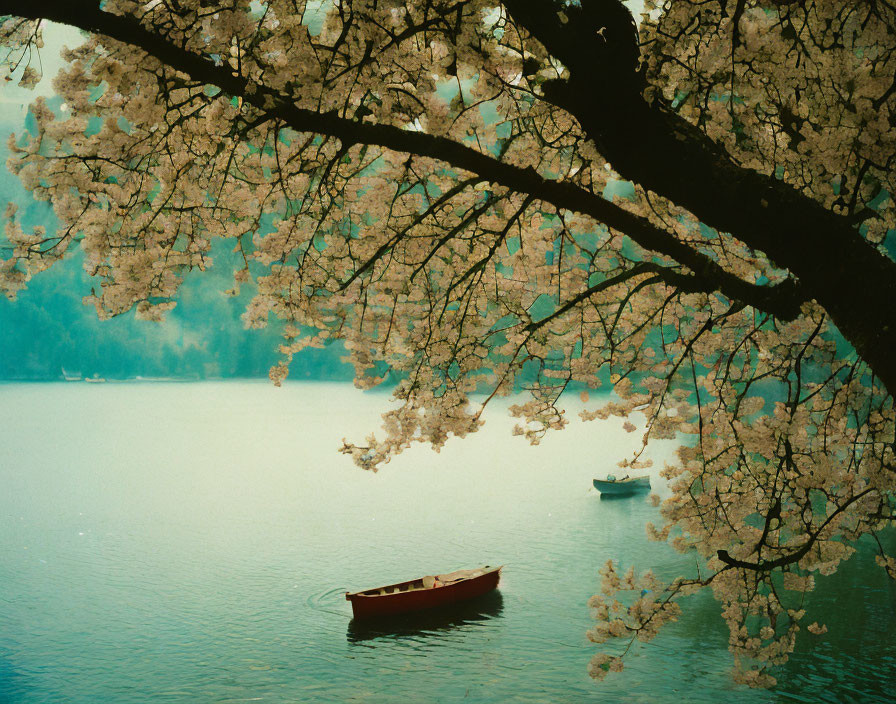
[
  {"x1": 346, "y1": 565, "x2": 502, "y2": 619},
  {"x1": 592, "y1": 475, "x2": 651, "y2": 496}
]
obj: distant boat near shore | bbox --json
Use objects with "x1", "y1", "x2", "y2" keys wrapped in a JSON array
[
  {"x1": 593, "y1": 475, "x2": 651, "y2": 496},
  {"x1": 61, "y1": 367, "x2": 82, "y2": 381}
]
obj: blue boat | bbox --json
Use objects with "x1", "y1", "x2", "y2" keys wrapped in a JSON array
[{"x1": 592, "y1": 475, "x2": 651, "y2": 496}]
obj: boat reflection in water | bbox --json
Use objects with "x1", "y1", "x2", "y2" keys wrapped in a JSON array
[{"x1": 346, "y1": 591, "x2": 504, "y2": 644}]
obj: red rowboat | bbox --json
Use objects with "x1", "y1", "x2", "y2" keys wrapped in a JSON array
[{"x1": 345, "y1": 565, "x2": 503, "y2": 619}]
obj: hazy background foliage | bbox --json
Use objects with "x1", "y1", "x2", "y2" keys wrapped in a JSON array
[{"x1": 0, "y1": 29, "x2": 351, "y2": 381}]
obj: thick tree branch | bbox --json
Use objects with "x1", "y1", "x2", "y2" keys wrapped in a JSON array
[
  {"x1": 503, "y1": 0, "x2": 896, "y2": 393},
  {"x1": 526, "y1": 262, "x2": 799, "y2": 332},
  {"x1": 717, "y1": 487, "x2": 875, "y2": 572},
  {"x1": 0, "y1": 0, "x2": 806, "y2": 322}
]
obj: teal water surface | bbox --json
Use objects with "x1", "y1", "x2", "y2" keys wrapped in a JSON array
[{"x1": 0, "y1": 383, "x2": 893, "y2": 703}]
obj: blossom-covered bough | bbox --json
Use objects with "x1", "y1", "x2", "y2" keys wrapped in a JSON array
[{"x1": 1, "y1": 0, "x2": 894, "y2": 686}]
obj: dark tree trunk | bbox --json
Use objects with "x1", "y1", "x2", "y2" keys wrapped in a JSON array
[{"x1": 504, "y1": 0, "x2": 896, "y2": 392}]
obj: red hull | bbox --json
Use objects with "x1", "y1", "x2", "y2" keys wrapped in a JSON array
[{"x1": 346, "y1": 566, "x2": 502, "y2": 620}]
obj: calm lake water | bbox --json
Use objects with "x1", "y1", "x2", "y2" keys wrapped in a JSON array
[{"x1": 0, "y1": 382, "x2": 893, "y2": 703}]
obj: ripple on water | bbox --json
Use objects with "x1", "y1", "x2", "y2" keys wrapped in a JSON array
[{"x1": 0, "y1": 383, "x2": 893, "y2": 704}]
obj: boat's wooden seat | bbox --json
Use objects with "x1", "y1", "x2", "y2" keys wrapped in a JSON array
[{"x1": 438, "y1": 568, "x2": 483, "y2": 582}]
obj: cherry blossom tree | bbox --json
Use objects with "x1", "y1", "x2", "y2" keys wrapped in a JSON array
[{"x1": 1, "y1": 0, "x2": 894, "y2": 687}]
